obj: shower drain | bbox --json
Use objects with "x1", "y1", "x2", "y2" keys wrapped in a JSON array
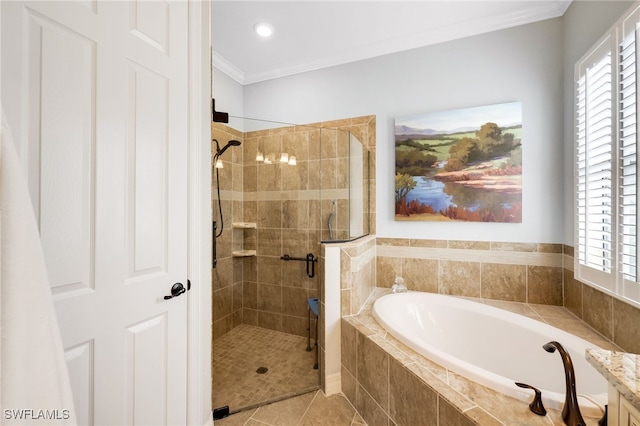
[{"x1": 256, "y1": 367, "x2": 268, "y2": 374}]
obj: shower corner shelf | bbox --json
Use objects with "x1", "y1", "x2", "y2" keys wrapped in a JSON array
[
  {"x1": 232, "y1": 250, "x2": 256, "y2": 258},
  {"x1": 231, "y1": 222, "x2": 257, "y2": 229}
]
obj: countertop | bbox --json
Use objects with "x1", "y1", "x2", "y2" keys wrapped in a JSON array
[{"x1": 586, "y1": 349, "x2": 640, "y2": 411}]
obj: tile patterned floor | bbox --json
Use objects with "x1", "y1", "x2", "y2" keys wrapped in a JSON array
[
  {"x1": 215, "y1": 390, "x2": 367, "y2": 426},
  {"x1": 213, "y1": 324, "x2": 319, "y2": 412}
]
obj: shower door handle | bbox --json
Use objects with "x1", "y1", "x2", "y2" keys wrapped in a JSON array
[{"x1": 164, "y1": 282, "x2": 188, "y2": 300}]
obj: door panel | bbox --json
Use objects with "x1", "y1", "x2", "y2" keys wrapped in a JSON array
[
  {"x1": 1, "y1": 2, "x2": 189, "y2": 424},
  {"x1": 25, "y1": 8, "x2": 97, "y2": 296}
]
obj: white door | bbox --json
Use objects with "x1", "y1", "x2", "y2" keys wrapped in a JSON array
[{"x1": 1, "y1": 1, "x2": 189, "y2": 424}]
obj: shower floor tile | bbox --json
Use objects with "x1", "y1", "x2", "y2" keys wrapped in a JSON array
[{"x1": 212, "y1": 324, "x2": 319, "y2": 412}]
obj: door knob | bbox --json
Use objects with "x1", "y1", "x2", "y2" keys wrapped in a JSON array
[{"x1": 164, "y1": 282, "x2": 186, "y2": 300}]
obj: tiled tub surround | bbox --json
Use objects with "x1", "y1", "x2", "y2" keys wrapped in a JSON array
[
  {"x1": 563, "y1": 246, "x2": 640, "y2": 354},
  {"x1": 342, "y1": 288, "x2": 621, "y2": 426},
  {"x1": 376, "y1": 239, "x2": 564, "y2": 305}
]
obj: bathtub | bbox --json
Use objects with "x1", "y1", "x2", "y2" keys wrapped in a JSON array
[{"x1": 372, "y1": 292, "x2": 608, "y2": 417}]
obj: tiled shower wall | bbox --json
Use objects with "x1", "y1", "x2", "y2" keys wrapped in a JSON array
[
  {"x1": 212, "y1": 116, "x2": 377, "y2": 341},
  {"x1": 240, "y1": 116, "x2": 376, "y2": 337},
  {"x1": 212, "y1": 123, "x2": 244, "y2": 341}
]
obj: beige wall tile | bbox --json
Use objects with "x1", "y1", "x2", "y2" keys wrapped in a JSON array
[
  {"x1": 257, "y1": 256, "x2": 282, "y2": 285},
  {"x1": 389, "y1": 358, "x2": 437, "y2": 426},
  {"x1": 481, "y1": 263, "x2": 526, "y2": 302},
  {"x1": 613, "y1": 298, "x2": 640, "y2": 353},
  {"x1": 212, "y1": 315, "x2": 233, "y2": 341},
  {"x1": 282, "y1": 287, "x2": 309, "y2": 317},
  {"x1": 258, "y1": 311, "x2": 282, "y2": 331},
  {"x1": 527, "y1": 266, "x2": 562, "y2": 305},
  {"x1": 449, "y1": 240, "x2": 490, "y2": 250},
  {"x1": 341, "y1": 366, "x2": 357, "y2": 406},
  {"x1": 257, "y1": 228, "x2": 282, "y2": 257},
  {"x1": 563, "y1": 268, "x2": 582, "y2": 318},
  {"x1": 357, "y1": 332, "x2": 389, "y2": 410},
  {"x1": 280, "y1": 315, "x2": 308, "y2": 337},
  {"x1": 282, "y1": 160, "x2": 309, "y2": 191},
  {"x1": 409, "y1": 239, "x2": 447, "y2": 248},
  {"x1": 403, "y1": 258, "x2": 438, "y2": 293},
  {"x1": 258, "y1": 283, "x2": 283, "y2": 313},
  {"x1": 376, "y1": 256, "x2": 402, "y2": 288},
  {"x1": 257, "y1": 201, "x2": 282, "y2": 228},
  {"x1": 242, "y1": 308, "x2": 258, "y2": 326},
  {"x1": 539, "y1": 243, "x2": 563, "y2": 253},
  {"x1": 242, "y1": 256, "x2": 257, "y2": 282},
  {"x1": 213, "y1": 257, "x2": 233, "y2": 291},
  {"x1": 356, "y1": 384, "x2": 388, "y2": 426},
  {"x1": 341, "y1": 289, "x2": 352, "y2": 316},
  {"x1": 282, "y1": 229, "x2": 309, "y2": 256},
  {"x1": 341, "y1": 320, "x2": 357, "y2": 377},
  {"x1": 440, "y1": 261, "x2": 481, "y2": 297},
  {"x1": 232, "y1": 282, "x2": 243, "y2": 312},
  {"x1": 257, "y1": 163, "x2": 281, "y2": 192},
  {"x1": 582, "y1": 284, "x2": 613, "y2": 340},
  {"x1": 213, "y1": 286, "x2": 233, "y2": 322},
  {"x1": 491, "y1": 242, "x2": 537, "y2": 252},
  {"x1": 243, "y1": 281, "x2": 257, "y2": 310},
  {"x1": 283, "y1": 200, "x2": 310, "y2": 230},
  {"x1": 438, "y1": 397, "x2": 477, "y2": 426},
  {"x1": 377, "y1": 238, "x2": 409, "y2": 246}
]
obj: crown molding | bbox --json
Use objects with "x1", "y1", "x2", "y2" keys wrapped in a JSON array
[{"x1": 214, "y1": 1, "x2": 572, "y2": 86}]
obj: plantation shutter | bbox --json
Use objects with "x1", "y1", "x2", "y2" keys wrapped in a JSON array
[
  {"x1": 619, "y1": 16, "x2": 640, "y2": 303},
  {"x1": 575, "y1": 38, "x2": 615, "y2": 290}
]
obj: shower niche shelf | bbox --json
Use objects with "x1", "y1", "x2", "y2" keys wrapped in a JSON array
[
  {"x1": 232, "y1": 250, "x2": 256, "y2": 257},
  {"x1": 232, "y1": 222, "x2": 257, "y2": 229}
]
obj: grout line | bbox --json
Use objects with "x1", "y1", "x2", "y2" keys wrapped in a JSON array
[{"x1": 296, "y1": 390, "x2": 320, "y2": 426}]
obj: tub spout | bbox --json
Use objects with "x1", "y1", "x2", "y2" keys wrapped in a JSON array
[{"x1": 543, "y1": 341, "x2": 586, "y2": 426}]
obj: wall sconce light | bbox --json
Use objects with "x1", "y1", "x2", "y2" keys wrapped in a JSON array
[{"x1": 255, "y1": 151, "x2": 297, "y2": 165}]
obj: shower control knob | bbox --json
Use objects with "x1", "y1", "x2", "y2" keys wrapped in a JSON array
[{"x1": 164, "y1": 282, "x2": 186, "y2": 300}]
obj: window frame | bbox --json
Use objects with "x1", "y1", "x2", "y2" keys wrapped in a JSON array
[{"x1": 574, "y1": 2, "x2": 640, "y2": 309}]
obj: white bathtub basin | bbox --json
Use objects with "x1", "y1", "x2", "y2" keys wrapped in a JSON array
[{"x1": 372, "y1": 292, "x2": 607, "y2": 417}]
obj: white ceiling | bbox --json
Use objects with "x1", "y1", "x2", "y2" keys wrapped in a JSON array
[{"x1": 212, "y1": 1, "x2": 572, "y2": 86}]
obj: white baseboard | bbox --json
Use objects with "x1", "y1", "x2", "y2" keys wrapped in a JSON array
[{"x1": 324, "y1": 372, "x2": 342, "y2": 396}]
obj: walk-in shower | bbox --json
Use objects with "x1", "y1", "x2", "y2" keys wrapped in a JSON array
[{"x1": 210, "y1": 116, "x2": 373, "y2": 415}]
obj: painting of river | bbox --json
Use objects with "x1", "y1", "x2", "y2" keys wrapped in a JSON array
[{"x1": 395, "y1": 102, "x2": 522, "y2": 222}]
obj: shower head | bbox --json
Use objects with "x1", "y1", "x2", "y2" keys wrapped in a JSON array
[{"x1": 216, "y1": 139, "x2": 242, "y2": 157}]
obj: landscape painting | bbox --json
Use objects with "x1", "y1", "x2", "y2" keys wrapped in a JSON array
[{"x1": 395, "y1": 102, "x2": 522, "y2": 222}]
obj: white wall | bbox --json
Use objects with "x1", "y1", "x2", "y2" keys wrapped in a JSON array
[
  {"x1": 212, "y1": 4, "x2": 632, "y2": 244},
  {"x1": 561, "y1": 1, "x2": 635, "y2": 244},
  {"x1": 212, "y1": 66, "x2": 245, "y2": 130}
]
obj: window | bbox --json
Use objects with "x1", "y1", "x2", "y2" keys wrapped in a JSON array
[{"x1": 575, "y1": 3, "x2": 640, "y2": 307}]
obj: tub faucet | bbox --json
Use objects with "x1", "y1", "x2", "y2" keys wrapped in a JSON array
[
  {"x1": 543, "y1": 341, "x2": 587, "y2": 426},
  {"x1": 392, "y1": 277, "x2": 407, "y2": 293}
]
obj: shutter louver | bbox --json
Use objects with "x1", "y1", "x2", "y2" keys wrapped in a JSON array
[
  {"x1": 619, "y1": 30, "x2": 638, "y2": 283},
  {"x1": 576, "y1": 52, "x2": 613, "y2": 275}
]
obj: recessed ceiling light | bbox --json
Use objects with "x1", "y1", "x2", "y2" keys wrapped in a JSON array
[{"x1": 254, "y1": 23, "x2": 273, "y2": 38}]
